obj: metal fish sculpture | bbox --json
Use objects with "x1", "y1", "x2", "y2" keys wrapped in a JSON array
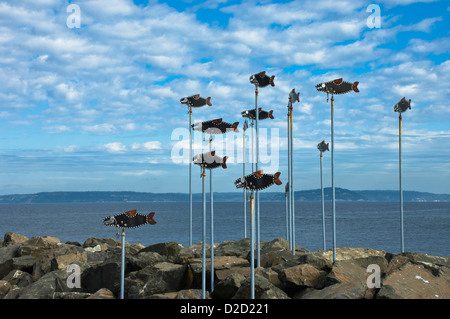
[
  {"x1": 315, "y1": 78, "x2": 359, "y2": 95},
  {"x1": 180, "y1": 94, "x2": 212, "y2": 107},
  {"x1": 235, "y1": 170, "x2": 282, "y2": 191},
  {"x1": 317, "y1": 140, "x2": 329, "y2": 153},
  {"x1": 103, "y1": 210, "x2": 156, "y2": 229},
  {"x1": 394, "y1": 97, "x2": 411, "y2": 113},
  {"x1": 193, "y1": 151, "x2": 227, "y2": 170},
  {"x1": 249, "y1": 71, "x2": 275, "y2": 88},
  {"x1": 192, "y1": 118, "x2": 239, "y2": 134},
  {"x1": 289, "y1": 88, "x2": 300, "y2": 103},
  {"x1": 241, "y1": 108, "x2": 274, "y2": 120}
]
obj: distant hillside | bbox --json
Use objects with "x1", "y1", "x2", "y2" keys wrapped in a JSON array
[{"x1": 0, "y1": 188, "x2": 449, "y2": 203}]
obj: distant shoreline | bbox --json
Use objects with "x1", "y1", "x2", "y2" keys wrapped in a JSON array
[{"x1": 0, "y1": 188, "x2": 449, "y2": 204}]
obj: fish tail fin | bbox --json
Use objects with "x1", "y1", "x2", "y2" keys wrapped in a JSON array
[
  {"x1": 147, "y1": 212, "x2": 156, "y2": 225},
  {"x1": 408, "y1": 99, "x2": 411, "y2": 110},
  {"x1": 269, "y1": 110, "x2": 274, "y2": 119},
  {"x1": 221, "y1": 156, "x2": 228, "y2": 169},
  {"x1": 326, "y1": 143, "x2": 330, "y2": 151},
  {"x1": 274, "y1": 172, "x2": 282, "y2": 185},
  {"x1": 206, "y1": 97, "x2": 212, "y2": 106},
  {"x1": 270, "y1": 75, "x2": 275, "y2": 87},
  {"x1": 353, "y1": 82, "x2": 359, "y2": 93},
  {"x1": 232, "y1": 122, "x2": 239, "y2": 133}
]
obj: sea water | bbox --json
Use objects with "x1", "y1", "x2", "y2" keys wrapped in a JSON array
[{"x1": 0, "y1": 201, "x2": 448, "y2": 257}]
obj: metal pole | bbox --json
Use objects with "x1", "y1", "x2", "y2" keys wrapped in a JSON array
[
  {"x1": 290, "y1": 104, "x2": 295, "y2": 255},
  {"x1": 189, "y1": 107, "x2": 193, "y2": 246},
  {"x1": 399, "y1": 114, "x2": 404, "y2": 253},
  {"x1": 243, "y1": 127, "x2": 247, "y2": 238},
  {"x1": 201, "y1": 167, "x2": 206, "y2": 299},
  {"x1": 285, "y1": 186, "x2": 289, "y2": 240},
  {"x1": 120, "y1": 228, "x2": 125, "y2": 299},
  {"x1": 287, "y1": 108, "x2": 292, "y2": 249},
  {"x1": 331, "y1": 95, "x2": 336, "y2": 262},
  {"x1": 209, "y1": 136, "x2": 214, "y2": 292},
  {"x1": 250, "y1": 191, "x2": 255, "y2": 299},
  {"x1": 320, "y1": 152, "x2": 326, "y2": 250},
  {"x1": 255, "y1": 87, "x2": 260, "y2": 267}
]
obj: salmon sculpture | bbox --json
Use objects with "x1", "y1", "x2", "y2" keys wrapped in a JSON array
[
  {"x1": 235, "y1": 170, "x2": 282, "y2": 191},
  {"x1": 394, "y1": 97, "x2": 411, "y2": 113},
  {"x1": 249, "y1": 71, "x2": 275, "y2": 88},
  {"x1": 315, "y1": 78, "x2": 359, "y2": 95},
  {"x1": 192, "y1": 118, "x2": 239, "y2": 134},
  {"x1": 103, "y1": 210, "x2": 156, "y2": 229},
  {"x1": 241, "y1": 108, "x2": 274, "y2": 120},
  {"x1": 193, "y1": 151, "x2": 227, "y2": 170},
  {"x1": 180, "y1": 94, "x2": 212, "y2": 107},
  {"x1": 317, "y1": 140, "x2": 329, "y2": 153}
]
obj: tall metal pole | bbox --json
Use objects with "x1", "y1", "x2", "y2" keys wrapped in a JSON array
[
  {"x1": 120, "y1": 228, "x2": 125, "y2": 299},
  {"x1": 209, "y1": 135, "x2": 214, "y2": 292},
  {"x1": 331, "y1": 95, "x2": 336, "y2": 262},
  {"x1": 289, "y1": 103, "x2": 295, "y2": 255},
  {"x1": 285, "y1": 183, "x2": 289, "y2": 241},
  {"x1": 250, "y1": 191, "x2": 255, "y2": 299},
  {"x1": 399, "y1": 114, "x2": 404, "y2": 253},
  {"x1": 320, "y1": 152, "x2": 326, "y2": 250},
  {"x1": 287, "y1": 108, "x2": 292, "y2": 249},
  {"x1": 243, "y1": 123, "x2": 247, "y2": 238},
  {"x1": 189, "y1": 107, "x2": 193, "y2": 246},
  {"x1": 255, "y1": 87, "x2": 260, "y2": 267},
  {"x1": 201, "y1": 167, "x2": 206, "y2": 299}
]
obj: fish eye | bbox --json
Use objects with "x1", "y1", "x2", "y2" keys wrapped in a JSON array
[{"x1": 322, "y1": 83, "x2": 326, "y2": 88}]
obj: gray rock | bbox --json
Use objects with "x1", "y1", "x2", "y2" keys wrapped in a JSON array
[
  {"x1": 212, "y1": 272, "x2": 246, "y2": 299},
  {"x1": 3, "y1": 233, "x2": 28, "y2": 247},
  {"x1": 233, "y1": 276, "x2": 290, "y2": 299}
]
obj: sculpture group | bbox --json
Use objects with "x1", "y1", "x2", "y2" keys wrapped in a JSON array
[{"x1": 102, "y1": 71, "x2": 411, "y2": 300}]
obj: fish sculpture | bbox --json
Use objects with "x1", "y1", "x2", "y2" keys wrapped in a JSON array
[
  {"x1": 289, "y1": 89, "x2": 300, "y2": 103},
  {"x1": 103, "y1": 210, "x2": 156, "y2": 229},
  {"x1": 193, "y1": 151, "x2": 227, "y2": 170},
  {"x1": 394, "y1": 97, "x2": 411, "y2": 113},
  {"x1": 192, "y1": 118, "x2": 239, "y2": 134},
  {"x1": 317, "y1": 140, "x2": 329, "y2": 153},
  {"x1": 315, "y1": 78, "x2": 359, "y2": 95},
  {"x1": 249, "y1": 71, "x2": 275, "y2": 88},
  {"x1": 235, "y1": 170, "x2": 282, "y2": 191},
  {"x1": 241, "y1": 108, "x2": 274, "y2": 120},
  {"x1": 180, "y1": 94, "x2": 212, "y2": 107}
]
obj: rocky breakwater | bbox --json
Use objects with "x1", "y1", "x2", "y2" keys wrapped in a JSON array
[{"x1": 0, "y1": 232, "x2": 449, "y2": 299}]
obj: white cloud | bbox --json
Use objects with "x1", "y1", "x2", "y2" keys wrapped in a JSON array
[{"x1": 103, "y1": 142, "x2": 127, "y2": 153}]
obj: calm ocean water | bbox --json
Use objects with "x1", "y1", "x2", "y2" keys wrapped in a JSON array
[{"x1": 0, "y1": 201, "x2": 448, "y2": 257}]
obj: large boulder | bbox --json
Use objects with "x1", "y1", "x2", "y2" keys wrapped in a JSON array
[
  {"x1": 378, "y1": 262, "x2": 450, "y2": 299},
  {"x1": 3, "y1": 233, "x2": 28, "y2": 247},
  {"x1": 232, "y1": 275, "x2": 289, "y2": 299}
]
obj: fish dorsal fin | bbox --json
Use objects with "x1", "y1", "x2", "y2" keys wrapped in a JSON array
[{"x1": 254, "y1": 169, "x2": 263, "y2": 178}]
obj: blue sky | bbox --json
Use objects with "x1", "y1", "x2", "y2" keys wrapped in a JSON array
[{"x1": 0, "y1": 0, "x2": 449, "y2": 195}]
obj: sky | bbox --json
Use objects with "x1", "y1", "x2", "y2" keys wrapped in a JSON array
[{"x1": 0, "y1": 0, "x2": 449, "y2": 195}]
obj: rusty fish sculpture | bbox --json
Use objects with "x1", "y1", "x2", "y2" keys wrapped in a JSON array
[
  {"x1": 103, "y1": 210, "x2": 156, "y2": 229},
  {"x1": 249, "y1": 71, "x2": 275, "y2": 88},
  {"x1": 315, "y1": 78, "x2": 359, "y2": 95},
  {"x1": 241, "y1": 108, "x2": 274, "y2": 120},
  {"x1": 193, "y1": 151, "x2": 227, "y2": 170},
  {"x1": 317, "y1": 140, "x2": 330, "y2": 153},
  {"x1": 180, "y1": 94, "x2": 212, "y2": 108},
  {"x1": 394, "y1": 97, "x2": 411, "y2": 113},
  {"x1": 235, "y1": 170, "x2": 282, "y2": 191},
  {"x1": 192, "y1": 118, "x2": 239, "y2": 134}
]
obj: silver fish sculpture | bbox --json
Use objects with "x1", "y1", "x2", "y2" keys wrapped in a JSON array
[
  {"x1": 315, "y1": 78, "x2": 359, "y2": 95},
  {"x1": 289, "y1": 88, "x2": 300, "y2": 103},
  {"x1": 103, "y1": 210, "x2": 156, "y2": 229},
  {"x1": 249, "y1": 71, "x2": 275, "y2": 88},
  {"x1": 234, "y1": 170, "x2": 282, "y2": 191},
  {"x1": 193, "y1": 151, "x2": 227, "y2": 170},
  {"x1": 180, "y1": 94, "x2": 212, "y2": 107},
  {"x1": 317, "y1": 140, "x2": 329, "y2": 153},
  {"x1": 241, "y1": 108, "x2": 274, "y2": 120},
  {"x1": 192, "y1": 118, "x2": 239, "y2": 134},
  {"x1": 394, "y1": 97, "x2": 411, "y2": 113}
]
